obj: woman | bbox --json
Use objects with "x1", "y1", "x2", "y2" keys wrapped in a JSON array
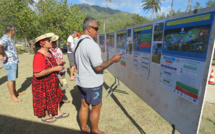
[
  {"x1": 50, "y1": 35, "x2": 70, "y2": 103},
  {"x1": 32, "y1": 33, "x2": 69, "y2": 123}
]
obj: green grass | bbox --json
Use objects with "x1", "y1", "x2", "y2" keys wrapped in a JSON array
[{"x1": 0, "y1": 53, "x2": 214, "y2": 134}]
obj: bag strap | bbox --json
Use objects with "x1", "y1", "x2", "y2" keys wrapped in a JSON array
[{"x1": 74, "y1": 37, "x2": 90, "y2": 54}]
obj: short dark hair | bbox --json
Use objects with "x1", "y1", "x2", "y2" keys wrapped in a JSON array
[
  {"x1": 5, "y1": 25, "x2": 14, "y2": 34},
  {"x1": 83, "y1": 17, "x2": 96, "y2": 31}
]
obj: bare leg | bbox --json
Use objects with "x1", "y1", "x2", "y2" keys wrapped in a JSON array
[
  {"x1": 79, "y1": 99, "x2": 90, "y2": 133},
  {"x1": 91, "y1": 103, "x2": 106, "y2": 134},
  {"x1": 8, "y1": 81, "x2": 21, "y2": 101},
  {"x1": 70, "y1": 66, "x2": 76, "y2": 80},
  {"x1": 42, "y1": 111, "x2": 56, "y2": 122}
]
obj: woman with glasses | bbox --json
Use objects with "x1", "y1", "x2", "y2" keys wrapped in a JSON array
[{"x1": 32, "y1": 33, "x2": 69, "y2": 123}]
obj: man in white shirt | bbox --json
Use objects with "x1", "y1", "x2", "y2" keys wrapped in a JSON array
[{"x1": 66, "y1": 30, "x2": 77, "y2": 80}]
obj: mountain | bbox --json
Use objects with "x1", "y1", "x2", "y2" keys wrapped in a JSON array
[{"x1": 77, "y1": 4, "x2": 149, "y2": 33}]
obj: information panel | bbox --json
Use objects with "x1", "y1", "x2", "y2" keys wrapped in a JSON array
[
  {"x1": 133, "y1": 25, "x2": 152, "y2": 79},
  {"x1": 99, "y1": 34, "x2": 105, "y2": 53},
  {"x1": 160, "y1": 12, "x2": 215, "y2": 104},
  {"x1": 106, "y1": 32, "x2": 115, "y2": 60},
  {"x1": 116, "y1": 30, "x2": 127, "y2": 67}
]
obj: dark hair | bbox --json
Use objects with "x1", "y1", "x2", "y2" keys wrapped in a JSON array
[
  {"x1": 34, "y1": 42, "x2": 41, "y2": 52},
  {"x1": 83, "y1": 17, "x2": 96, "y2": 31},
  {"x1": 5, "y1": 25, "x2": 14, "y2": 34}
]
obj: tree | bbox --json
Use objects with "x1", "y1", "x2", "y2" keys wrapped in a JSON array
[
  {"x1": 142, "y1": 0, "x2": 163, "y2": 20},
  {"x1": 206, "y1": 0, "x2": 215, "y2": 7}
]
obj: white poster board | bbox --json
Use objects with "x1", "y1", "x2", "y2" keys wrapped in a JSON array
[{"x1": 103, "y1": 7, "x2": 215, "y2": 134}]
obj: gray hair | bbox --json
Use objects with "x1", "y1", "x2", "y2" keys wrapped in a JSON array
[
  {"x1": 72, "y1": 30, "x2": 78, "y2": 34},
  {"x1": 5, "y1": 25, "x2": 14, "y2": 34},
  {"x1": 83, "y1": 17, "x2": 96, "y2": 31}
]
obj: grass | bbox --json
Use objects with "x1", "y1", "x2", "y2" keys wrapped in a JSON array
[{"x1": 0, "y1": 53, "x2": 214, "y2": 134}]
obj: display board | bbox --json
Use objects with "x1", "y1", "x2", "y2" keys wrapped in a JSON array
[
  {"x1": 106, "y1": 32, "x2": 116, "y2": 76},
  {"x1": 98, "y1": 33, "x2": 106, "y2": 61},
  {"x1": 100, "y1": 7, "x2": 215, "y2": 134}
]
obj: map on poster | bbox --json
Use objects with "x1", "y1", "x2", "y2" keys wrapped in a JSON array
[
  {"x1": 152, "y1": 22, "x2": 164, "y2": 64},
  {"x1": 133, "y1": 25, "x2": 152, "y2": 79},
  {"x1": 106, "y1": 32, "x2": 115, "y2": 60},
  {"x1": 99, "y1": 34, "x2": 105, "y2": 53},
  {"x1": 117, "y1": 30, "x2": 127, "y2": 67},
  {"x1": 160, "y1": 12, "x2": 214, "y2": 104}
]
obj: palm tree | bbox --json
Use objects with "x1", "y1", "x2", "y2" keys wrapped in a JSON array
[
  {"x1": 142, "y1": 0, "x2": 163, "y2": 20},
  {"x1": 104, "y1": 0, "x2": 111, "y2": 33},
  {"x1": 186, "y1": 0, "x2": 192, "y2": 12},
  {"x1": 170, "y1": 0, "x2": 174, "y2": 16}
]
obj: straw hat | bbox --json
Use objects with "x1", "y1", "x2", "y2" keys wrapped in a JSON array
[
  {"x1": 34, "y1": 33, "x2": 54, "y2": 45},
  {"x1": 51, "y1": 35, "x2": 59, "y2": 42}
]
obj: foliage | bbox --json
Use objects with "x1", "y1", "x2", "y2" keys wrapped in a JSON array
[
  {"x1": 78, "y1": 4, "x2": 149, "y2": 33},
  {"x1": 206, "y1": 0, "x2": 215, "y2": 7},
  {"x1": 142, "y1": 0, "x2": 163, "y2": 20},
  {"x1": 0, "y1": 0, "x2": 86, "y2": 53}
]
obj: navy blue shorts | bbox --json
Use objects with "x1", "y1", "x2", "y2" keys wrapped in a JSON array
[{"x1": 78, "y1": 85, "x2": 103, "y2": 106}]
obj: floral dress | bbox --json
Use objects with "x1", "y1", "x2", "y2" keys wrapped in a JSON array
[{"x1": 32, "y1": 52, "x2": 63, "y2": 116}]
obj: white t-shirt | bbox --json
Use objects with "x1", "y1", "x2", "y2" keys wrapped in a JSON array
[
  {"x1": 74, "y1": 35, "x2": 103, "y2": 88},
  {"x1": 67, "y1": 35, "x2": 74, "y2": 53}
]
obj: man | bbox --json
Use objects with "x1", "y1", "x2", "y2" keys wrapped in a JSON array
[
  {"x1": 0, "y1": 25, "x2": 25, "y2": 102},
  {"x1": 75, "y1": 17, "x2": 121, "y2": 134},
  {"x1": 66, "y1": 30, "x2": 78, "y2": 81}
]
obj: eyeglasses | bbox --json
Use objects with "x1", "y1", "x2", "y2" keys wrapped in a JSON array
[{"x1": 89, "y1": 26, "x2": 99, "y2": 32}]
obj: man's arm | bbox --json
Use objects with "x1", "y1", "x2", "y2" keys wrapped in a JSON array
[
  {"x1": 94, "y1": 54, "x2": 121, "y2": 72},
  {"x1": 0, "y1": 44, "x2": 7, "y2": 61},
  {"x1": 66, "y1": 42, "x2": 73, "y2": 52}
]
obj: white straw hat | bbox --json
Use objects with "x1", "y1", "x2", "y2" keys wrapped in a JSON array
[
  {"x1": 34, "y1": 33, "x2": 54, "y2": 45},
  {"x1": 51, "y1": 35, "x2": 59, "y2": 42}
]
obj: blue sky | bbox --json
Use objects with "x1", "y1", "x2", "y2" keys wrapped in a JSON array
[{"x1": 66, "y1": 0, "x2": 207, "y2": 18}]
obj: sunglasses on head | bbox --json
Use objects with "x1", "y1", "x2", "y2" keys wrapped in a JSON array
[{"x1": 89, "y1": 26, "x2": 99, "y2": 31}]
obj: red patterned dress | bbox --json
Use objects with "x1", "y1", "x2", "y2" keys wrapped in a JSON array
[{"x1": 32, "y1": 52, "x2": 63, "y2": 116}]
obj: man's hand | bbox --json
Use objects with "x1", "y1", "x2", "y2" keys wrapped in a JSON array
[
  {"x1": 0, "y1": 56, "x2": 6, "y2": 61},
  {"x1": 110, "y1": 54, "x2": 121, "y2": 63}
]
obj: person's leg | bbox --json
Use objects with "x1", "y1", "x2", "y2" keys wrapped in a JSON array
[
  {"x1": 70, "y1": 66, "x2": 75, "y2": 80},
  {"x1": 7, "y1": 80, "x2": 21, "y2": 101},
  {"x1": 79, "y1": 99, "x2": 90, "y2": 133},
  {"x1": 41, "y1": 111, "x2": 56, "y2": 122},
  {"x1": 55, "y1": 103, "x2": 69, "y2": 117},
  {"x1": 90, "y1": 102, "x2": 105, "y2": 134}
]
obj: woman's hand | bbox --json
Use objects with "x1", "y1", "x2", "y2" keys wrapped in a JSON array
[{"x1": 53, "y1": 66, "x2": 64, "y2": 72}]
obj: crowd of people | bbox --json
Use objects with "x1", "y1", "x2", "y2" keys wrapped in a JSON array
[{"x1": 0, "y1": 17, "x2": 121, "y2": 134}]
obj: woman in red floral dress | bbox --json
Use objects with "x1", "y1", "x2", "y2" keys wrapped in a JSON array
[{"x1": 32, "y1": 33, "x2": 69, "y2": 123}]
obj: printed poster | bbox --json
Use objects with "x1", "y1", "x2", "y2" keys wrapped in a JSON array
[
  {"x1": 160, "y1": 12, "x2": 214, "y2": 104},
  {"x1": 152, "y1": 22, "x2": 164, "y2": 64},
  {"x1": 133, "y1": 25, "x2": 152, "y2": 79},
  {"x1": 99, "y1": 34, "x2": 105, "y2": 53},
  {"x1": 116, "y1": 30, "x2": 127, "y2": 67},
  {"x1": 106, "y1": 32, "x2": 115, "y2": 60}
]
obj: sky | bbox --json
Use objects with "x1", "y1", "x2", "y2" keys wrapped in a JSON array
[{"x1": 66, "y1": 0, "x2": 207, "y2": 18}]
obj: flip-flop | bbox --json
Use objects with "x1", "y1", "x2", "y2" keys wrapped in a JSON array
[
  {"x1": 41, "y1": 117, "x2": 56, "y2": 123},
  {"x1": 11, "y1": 98, "x2": 22, "y2": 102},
  {"x1": 18, "y1": 92, "x2": 26, "y2": 96},
  {"x1": 55, "y1": 113, "x2": 69, "y2": 119},
  {"x1": 62, "y1": 100, "x2": 70, "y2": 103}
]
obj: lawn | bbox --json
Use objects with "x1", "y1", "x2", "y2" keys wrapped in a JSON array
[{"x1": 0, "y1": 53, "x2": 214, "y2": 134}]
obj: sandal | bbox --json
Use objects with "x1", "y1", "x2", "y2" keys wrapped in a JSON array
[
  {"x1": 55, "y1": 113, "x2": 69, "y2": 119},
  {"x1": 41, "y1": 117, "x2": 56, "y2": 123}
]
